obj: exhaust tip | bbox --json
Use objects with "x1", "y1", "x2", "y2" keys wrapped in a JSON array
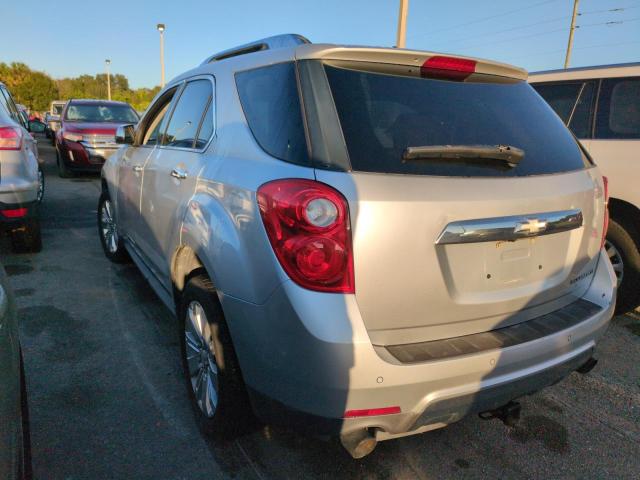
[
  {"x1": 341, "y1": 429, "x2": 377, "y2": 459},
  {"x1": 576, "y1": 357, "x2": 598, "y2": 374}
]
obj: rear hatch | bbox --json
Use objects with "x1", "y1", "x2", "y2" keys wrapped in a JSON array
[{"x1": 302, "y1": 54, "x2": 606, "y2": 345}]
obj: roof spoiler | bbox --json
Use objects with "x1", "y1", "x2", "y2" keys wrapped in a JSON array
[{"x1": 200, "y1": 34, "x2": 311, "y2": 65}]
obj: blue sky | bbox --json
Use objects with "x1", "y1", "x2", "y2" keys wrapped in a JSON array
[{"x1": 2, "y1": 0, "x2": 639, "y2": 88}]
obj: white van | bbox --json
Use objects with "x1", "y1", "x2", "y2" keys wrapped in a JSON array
[{"x1": 530, "y1": 63, "x2": 640, "y2": 314}]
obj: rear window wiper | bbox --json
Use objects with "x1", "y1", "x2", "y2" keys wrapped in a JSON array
[{"x1": 402, "y1": 144, "x2": 525, "y2": 168}]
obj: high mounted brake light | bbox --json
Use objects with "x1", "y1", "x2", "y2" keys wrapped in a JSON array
[{"x1": 420, "y1": 56, "x2": 477, "y2": 81}]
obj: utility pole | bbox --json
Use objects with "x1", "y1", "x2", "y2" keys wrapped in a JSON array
[
  {"x1": 105, "y1": 59, "x2": 111, "y2": 101},
  {"x1": 157, "y1": 23, "x2": 166, "y2": 88},
  {"x1": 396, "y1": 0, "x2": 409, "y2": 48},
  {"x1": 564, "y1": 0, "x2": 580, "y2": 68}
]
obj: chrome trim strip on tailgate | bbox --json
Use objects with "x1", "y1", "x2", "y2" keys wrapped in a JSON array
[
  {"x1": 383, "y1": 298, "x2": 601, "y2": 364},
  {"x1": 435, "y1": 209, "x2": 583, "y2": 245}
]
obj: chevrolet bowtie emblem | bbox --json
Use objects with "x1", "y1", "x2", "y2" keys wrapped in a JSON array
[{"x1": 514, "y1": 218, "x2": 547, "y2": 235}]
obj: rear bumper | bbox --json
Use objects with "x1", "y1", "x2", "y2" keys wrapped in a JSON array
[
  {"x1": 221, "y1": 249, "x2": 616, "y2": 438},
  {"x1": 0, "y1": 200, "x2": 38, "y2": 231}
]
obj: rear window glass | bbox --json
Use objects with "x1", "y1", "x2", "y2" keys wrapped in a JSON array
[
  {"x1": 235, "y1": 62, "x2": 309, "y2": 165},
  {"x1": 325, "y1": 65, "x2": 590, "y2": 177},
  {"x1": 532, "y1": 82, "x2": 582, "y2": 123}
]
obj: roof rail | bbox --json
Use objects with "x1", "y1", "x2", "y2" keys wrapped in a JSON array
[{"x1": 200, "y1": 33, "x2": 310, "y2": 65}]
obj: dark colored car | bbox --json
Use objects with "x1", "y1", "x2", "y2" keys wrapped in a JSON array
[
  {"x1": 55, "y1": 99, "x2": 139, "y2": 177},
  {"x1": 0, "y1": 265, "x2": 32, "y2": 480}
]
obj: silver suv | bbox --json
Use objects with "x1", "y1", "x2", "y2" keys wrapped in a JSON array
[
  {"x1": 0, "y1": 82, "x2": 44, "y2": 252},
  {"x1": 99, "y1": 35, "x2": 616, "y2": 458}
]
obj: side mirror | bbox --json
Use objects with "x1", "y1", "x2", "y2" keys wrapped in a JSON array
[
  {"x1": 115, "y1": 124, "x2": 135, "y2": 145},
  {"x1": 28, "y1": 120, "x2": 46, "y2": 133}
]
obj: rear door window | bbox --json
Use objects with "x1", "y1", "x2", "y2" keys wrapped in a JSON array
[
  {"x1": 325, "y1": 64, "x2": 590, "y2": 177},
  {"x1": 0, "y1": 86, "x2": 22, "y2": 124},
  {"x1": 235, "y1": 62, "x2": 309, "y2": 165},
  {"x1": 162, "y1": 79, "x2": 213, "y2": 149},
  {"x1": 595, "y1": 77, "x2": 640, "y2": 139},
  {"x1": 533, "y1": 82, "x2": 583, "y2": 123}
]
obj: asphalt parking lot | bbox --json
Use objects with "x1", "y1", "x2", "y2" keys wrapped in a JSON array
[{"x1": 1, "y1": 136, "x2": 639, "y2": 479}]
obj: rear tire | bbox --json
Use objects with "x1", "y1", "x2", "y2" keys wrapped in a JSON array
[
  {"x1": 56, "y1": 150, "x2": 72, "y2": 178},
  {"x1": 97, "y1": 192, "x2": 129, "y2": 264},
  {"x1": 179, "y1": 274, "x2": 250, "y2": 436},
  {"x1": 606, "y1": 218, "x2": 640, "y2": 314},
  {"x1": 11, "y1": 218, "x2": 42, "y2": 253}
]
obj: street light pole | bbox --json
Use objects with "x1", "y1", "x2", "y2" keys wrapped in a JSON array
[
  {"x1": 396, "y1": 0, "x2": 409, "y2": 48},
  {"x1": 564, "y1": 0, "x2": 580, "y2": 68},
  {"x1": 105, "y1": 59, "x2": 111, "y2": 101},
  {"x1": 157, "y1": 23, "x2": 166, "y2": 88}
]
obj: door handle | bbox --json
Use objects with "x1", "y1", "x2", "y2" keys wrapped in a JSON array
[
  {"x1": 170, "y1": 168, "x2": 187, "y2": 180},
  {"x1": 132, "y1": 165, "x2": 143, "y2": 172}
]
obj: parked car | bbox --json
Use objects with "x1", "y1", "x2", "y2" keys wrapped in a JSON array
[
  {"x1": 530, "y1": 63, "x2": 640, "y2": 314},
  {"x1": 0, "y1": 81, "x2": 44, "y2": 252},
  {"x1": 15, "y1": 105, "x2": 29, "y2": 127},
  {"x1": 55, "y1": 99, "x2": 139, "y2": 178},
  {"x1": 0, "y1": 265, "x2": 32, "y2": 480},
  {"x1": 99, "y1": 35, "x2": 616, "y2": 458},
  {"x1": 45, "y1": 101, "x2": 65, "y2": 142}
]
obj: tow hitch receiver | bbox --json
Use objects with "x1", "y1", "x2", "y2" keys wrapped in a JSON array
[{"x1": 479, "y1": 401, "x2": 521, "y2": 427}]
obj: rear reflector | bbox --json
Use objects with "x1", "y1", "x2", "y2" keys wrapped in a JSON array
[
  {"x1": 344, "y1": 406, "x2": 401, "y2": 418},
  {"x1": 421, "y1": 56, "x2": 476, "y2": 81},
  {"x1": 1, "y1": 208, "x2": 28, "y2": 218}
]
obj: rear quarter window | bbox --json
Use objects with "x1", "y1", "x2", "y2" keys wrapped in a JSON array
[
  {"x1": 325, "y1": 64, "x2": 591, "y2": 177},
  {"x1": 235, "y1": 62, "x2": 309, "y2": 166},
  {"x1": 595, "y1": 77, "x2": 640, "y2": 139}
]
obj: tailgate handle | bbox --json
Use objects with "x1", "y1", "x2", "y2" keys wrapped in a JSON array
[{"x1": 435, "y1": 209, "x2": 583, "y2": 245}]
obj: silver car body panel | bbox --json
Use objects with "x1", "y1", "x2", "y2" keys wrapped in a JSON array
[
  {"x1": 0, "y1": 88, "x2": 39, "y2": 206},
  {"x1": 101, "y1": 39, "x2": 616, "y2": 439}
]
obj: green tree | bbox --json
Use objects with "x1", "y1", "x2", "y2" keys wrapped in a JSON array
[
  {"x1": 0, "y1": 62, "x2": 59, "y2": 110},
  {"x1": 1, "y1": 61, "x2": 158, "y2": 113}
]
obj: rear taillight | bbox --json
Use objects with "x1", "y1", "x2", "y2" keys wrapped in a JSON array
[
  {"x1": 601, "y1": 176, "x2": 610, "y2": 249},
  {"x1": 421, "y1": 56, "x2": 476, "y2": 81},
  {"x1": 0, "y1": 126, "x2": 23, "y2": 150},
  {"x1": 257, "y1": 179, "x2": 354, "y2": 294}
]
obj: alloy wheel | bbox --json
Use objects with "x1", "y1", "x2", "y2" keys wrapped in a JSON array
[
  {"x1": 605, "y1": 239, "x2": 624, "y2": 287},
  {"x1": 184, "y1": 300, "x2": 219, "y2": 418},
  {"x1": 36, "y1": 169, "x2": 44, "y2": 203},
  {"x1": 100, "y1": 199, "x2": 119, "y2": 254}
]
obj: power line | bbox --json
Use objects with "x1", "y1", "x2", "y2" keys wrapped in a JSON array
[
  {"x1": 445, "y1": 17, "x2": 638, "y2": 51},
  {"x1": 431, "y1": 15, "x2": 570, "y2": 47},
  {"x1": 407, "y1": 0, "x2": 560, "y2": 40},
  {"x1": 579, "y1": 4, "x2": 640, "y2": 16},
  {"x1": 519, "y1": 40, "x2": 640, "y2": 59},
  {"x1": 577, "y1": 17, "x2": 640, "y2": 28}
]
